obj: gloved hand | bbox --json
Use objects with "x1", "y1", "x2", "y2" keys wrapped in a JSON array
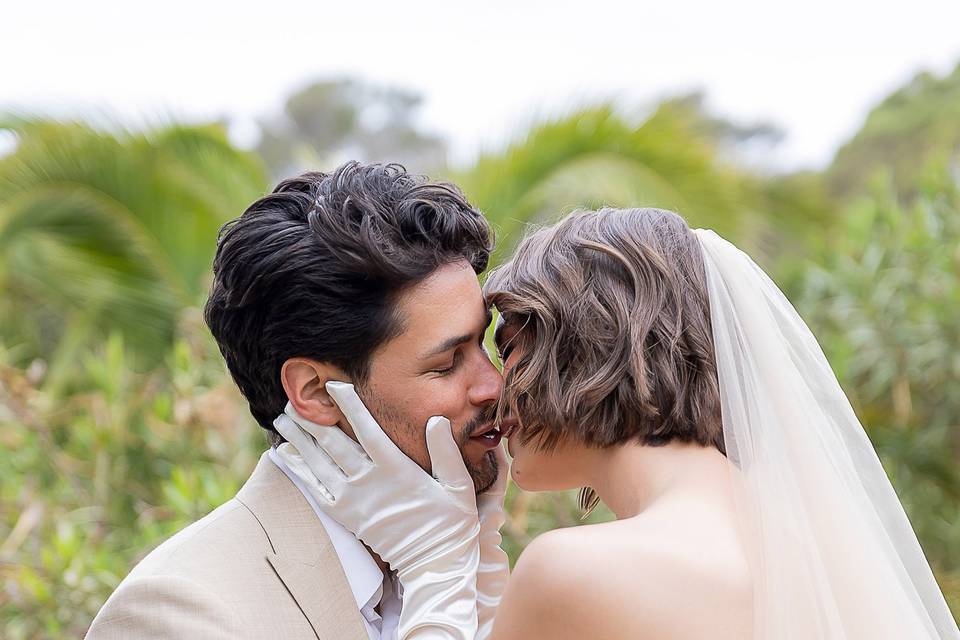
[
  {"x1": 273, "y1": 381, "x2": 481, "y2": 640},
  {"x1": 475, "y1": 444, "x2": 510, "y2": 639}
]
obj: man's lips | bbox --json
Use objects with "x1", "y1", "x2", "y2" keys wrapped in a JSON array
[{"x1": 469, "y1": 417, "x2": 519, "y2": 440}]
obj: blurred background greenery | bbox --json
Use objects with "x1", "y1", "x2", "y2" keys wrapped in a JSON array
[{"x1": 2, "y1": 63, "x2": 959, "y2": 637}]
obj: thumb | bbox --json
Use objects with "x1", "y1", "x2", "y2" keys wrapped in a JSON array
[{"x1": 424, "y1": 416, "x2": 470, "y2": 486}]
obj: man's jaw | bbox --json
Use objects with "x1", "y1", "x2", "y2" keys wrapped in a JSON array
[
  {"x1": 457, "y1": 412, "x2": 517, "y2": 493},
  {"x1": 465, "y1": 449, "x2": 499, "y2": 494}
]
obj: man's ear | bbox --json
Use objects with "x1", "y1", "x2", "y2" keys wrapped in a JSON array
[{"x1": 279, "y1": 358, "x2": 351, "y2": 429}]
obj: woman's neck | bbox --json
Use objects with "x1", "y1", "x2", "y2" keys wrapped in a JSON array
[{"x1": 584, "y1": 440, "x2": 731, "y2": 519}]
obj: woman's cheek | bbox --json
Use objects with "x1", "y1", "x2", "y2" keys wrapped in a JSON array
[
  {"x1": 510, "y1": 436, "x2": 584, "y2": 493},
  {"x1": 509, "y1": 453, "x2": 528, "y2": 488},
  {"x1": 508, "y1": 442, "x2": 538, "y2": 490}
]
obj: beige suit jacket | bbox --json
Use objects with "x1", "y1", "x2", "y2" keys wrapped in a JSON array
[{"x1": 86, "y1": 451, "x2": 369, "y2": 640}]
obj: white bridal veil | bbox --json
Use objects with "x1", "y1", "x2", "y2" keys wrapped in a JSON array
[{"x1": 692, "y1": 228, "x2": 960, "y2": 639}]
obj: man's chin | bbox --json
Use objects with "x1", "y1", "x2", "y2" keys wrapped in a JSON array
[{"x1": 466, "y1": 449, "x2": 498, "y2": 495}]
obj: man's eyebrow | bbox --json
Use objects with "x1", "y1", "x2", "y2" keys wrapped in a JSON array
[{"x1": 421, "y1": 307, "x2": 494, "y2": 360}]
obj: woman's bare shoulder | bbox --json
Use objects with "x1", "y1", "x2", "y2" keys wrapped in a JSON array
[
  {"x1": 490, "y1": 525, "x2": 619, "y2": 640},
  {"x1": 491, "y1": 521, "x2": 753, "y2": 640}
]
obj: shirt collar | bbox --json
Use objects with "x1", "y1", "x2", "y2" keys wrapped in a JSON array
[{"x1": 267, "y1": 447, "x2": 385, "y2": 612}]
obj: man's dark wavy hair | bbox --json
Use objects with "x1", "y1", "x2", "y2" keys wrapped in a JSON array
[{"x1": 203, "y1": 162, "x2": 493, "y2": 441}]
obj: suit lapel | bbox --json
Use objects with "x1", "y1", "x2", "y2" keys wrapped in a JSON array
[
  {"x1": 238, "y1": 452, "x2": 369, "y2": 640},
  {"x1": 267, "y1": 553, "x2": 368, "y2": 640}
]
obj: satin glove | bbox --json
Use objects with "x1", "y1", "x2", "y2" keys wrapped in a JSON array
[
  {"x1": 476, "y1": 444, "x2": 510, "y2": 639},
  {"x1": 273, "y1": 381, "x2": 480, "y2": 640}
]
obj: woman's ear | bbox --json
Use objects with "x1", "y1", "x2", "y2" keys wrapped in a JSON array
[{"x1": 279, "y1": 358, "x2": 350, "y2": 428}]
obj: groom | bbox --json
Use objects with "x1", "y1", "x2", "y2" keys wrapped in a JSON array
[{"x1": 86, "y1": 162, "x2": 506, "y2": 639}]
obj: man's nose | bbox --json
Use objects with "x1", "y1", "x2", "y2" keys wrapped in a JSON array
[{"x1": 469, "y1": 349, "x2": 504, "y2": 407}]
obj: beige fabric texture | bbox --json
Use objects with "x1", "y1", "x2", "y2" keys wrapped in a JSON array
[{"x1": 86, "y1": 451, "x2": 369, "y2": 640}]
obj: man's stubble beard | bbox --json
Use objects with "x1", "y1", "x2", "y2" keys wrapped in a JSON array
[
  {"x1": 362, "y1": 389, "x2": 498, "y2": 495},
  {"x1": 460, "y1": 408, "x2": 499, "y2": 494}
]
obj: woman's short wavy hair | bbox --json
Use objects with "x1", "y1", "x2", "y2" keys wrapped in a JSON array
[{"x1": 484, "y1": 207, "x2": 724, "y2": 456}]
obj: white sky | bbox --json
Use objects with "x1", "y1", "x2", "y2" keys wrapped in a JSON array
[{"x1": 3, "y1": 0, "x2": 959, "y2": 171}]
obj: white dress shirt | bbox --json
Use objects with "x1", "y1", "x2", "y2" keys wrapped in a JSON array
[{"x1": 268, "y1": 448, "x2": 402, "y2": 640}]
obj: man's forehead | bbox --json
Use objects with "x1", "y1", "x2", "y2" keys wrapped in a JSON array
[
  {"x1": 399, "y1": 265, "x2": 484, "y2": 320},
  {"x1": 403, "y1": 261, "x2": 477, "y2": 301},
  {"x1": 385, "y1": 262, "x2": 490, "y2": 351}
]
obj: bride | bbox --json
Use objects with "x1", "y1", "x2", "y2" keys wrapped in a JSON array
[{"x1": 274, "y1": 207, "x2": 960, "y2": 639}]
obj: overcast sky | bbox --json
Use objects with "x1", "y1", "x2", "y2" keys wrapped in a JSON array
[{"x1": 3, "y1": 0, "x2": 959, "y2": 171}]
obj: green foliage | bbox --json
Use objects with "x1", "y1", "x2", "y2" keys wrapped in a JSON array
[
  {"x1": 455, "y1": 98, "x2": 763, "y2": 267},
  {"x1": 796, "y1": 170, "x2": 960, "y2": 612},
  {"x1": 827, "y1": 62, "x2": 960, "y2": 199},
  {"x1": 256, "y1": 78, "x2": 447, "y2": 180},
  {"x1": 0, "y1": 119, "x2": 268, "y2": 376},
  {"x1": 452, "y1": 93, "x2": 839, "y2": 296},
  {"x1": 3, "y1": 71, "x2": 960, "y2": 636},
  {"x1": 0, "y1": 321, "x2": 261, "y2": 639}
]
